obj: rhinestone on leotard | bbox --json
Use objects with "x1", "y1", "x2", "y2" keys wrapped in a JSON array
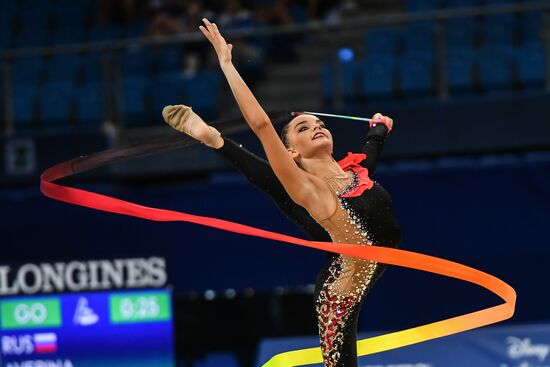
[{"x1": 314, "y1": 170, "x2": 379, "y2": 366}]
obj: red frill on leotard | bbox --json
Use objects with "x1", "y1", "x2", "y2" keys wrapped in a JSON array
[{"x1": 336, "y1": 152, "x2": 374, "y2": 198}]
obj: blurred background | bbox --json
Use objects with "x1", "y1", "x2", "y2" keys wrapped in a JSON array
[{"x1": 1, "y1": 0, "x2": 550, "y2": 366}]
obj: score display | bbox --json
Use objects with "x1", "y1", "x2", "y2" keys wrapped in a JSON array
[{"x1": 0, "y1": 289, "x2": 174, "y2": 367}]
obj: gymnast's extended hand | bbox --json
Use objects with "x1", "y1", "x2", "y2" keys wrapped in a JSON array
[{"x1": 198, "y1": 17, "x2": 277, "y2": 131}]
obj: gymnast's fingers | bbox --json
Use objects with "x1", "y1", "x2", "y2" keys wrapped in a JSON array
[
  {"x1": 385, "y1": 116, "x2": 394, "y2": 129},
  {"x1": 212, "y1": 22, "x2": 221, "y2": 38},
  {"x1": 202, "y1": 18, "x2": 215, "y2": 33},
  {"x1": 198, "y1": 26, "x2": 213, "y2": 42}
]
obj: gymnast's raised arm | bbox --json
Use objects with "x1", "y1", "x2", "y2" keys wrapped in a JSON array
[{"x1": 198, "y1": 18, "x2": 333, "y2": 218}]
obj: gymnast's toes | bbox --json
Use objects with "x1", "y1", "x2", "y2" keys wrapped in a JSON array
[
  {"x1": 162, "y1": 105, "x2": 175, "y2": 123},
  {"x1": 162, "y1": 105, "x2": 193, "y2": 133}
]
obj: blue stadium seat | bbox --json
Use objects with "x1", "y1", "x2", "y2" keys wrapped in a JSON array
[
  {"x1": 13, "y1": 85, "x2": 38, "y2": 127},
  {"x1": 52, "y1": 0, "x2": 88, "y2": 32},
  {"x1": 122, "y1": 76, "x2": 150, "y2": 124},
  {"x1": 400, "y1": 53, "x2": 435, "y2": 95},
  {"x1": 76, "y1": 82, "x2": 104, "y2": 124},
  {"x1": 78, "y1": 0, "x2": 96, "y2": 11},
  {"x1": 16, "y1": 2, "x2": 49, "y2": 46},
  {"x1": 517, "y1": 42, "x2": 546, "y2": 88},
  {"x1": 89, "y1": 25, "x2": 123, "y2": 42},
  {"x1": 51, "y1": 28, "x2": 86, "y2": 45},
  {"x1": 521, "y1": 12, "x2": 543, "y2": 43},
  {"x1": 15, "y1": 31, "x2": 50, "y2": 48},
  {"x1": 322, "y1": 62, "x2": 335, "y2": 103},
  {"x1": 0, "y1": 12, "x2": 14, "y2": 50},
  {"x1": 122, "y1": 47, "x2": 153, "y2": 77},
  {"x1": 150, "y1": 72, "x2": 187, "y2": 118},
  {"x1": 482, "y1": 14, "x2": 516, "y2": 45},
  {"x1": 481, "y1": 0, "x2": 518, "y2": 4},
  {"x1": 446, "y1": 48, "x2": 475, "y2": 92},
  {"x1": 52, "y1": 0, "x2": 90, "y2": 30},
  {"x1": 446, "y1": 17, "x2": 479, "y2": 49},
  {"x1": 404, "y1": 22, "x2": 436, "y2": 54},
  {"x1": 219, "y1": 13, "x2": 256, "y2": 30},
  {"x1": 406, "y1": 0, "x2": 439, "y2": 12},
  {"x1": 249, "y1": 28, "x2": 272, "y2": 56},
  {"x1": 183, "y1": 70, "x2": 221, "y2": 120},
  {"x1": 39, "y1": 81, "x2": 75, "y2": 124},
  {"x1": 364, "y1": 27, "x2": 401, "y2": 56},
  {"x1": 0, "y1": 0, "x2": 17, "y2": 14},
  {"x1": 0, "y1": 81, "x2": 3, "y2": 119},
  {"x1": 19, "y1": 5, "x2": 50, "y2": 35},
  {"x1": 14, "y1": 8, "x2": 49, "y2": 48},
  {"x1": 125, "y1": 20, "x2": 147, "y2": 38},
  {"x1": 0, "y1": 32, "x2": 12, "y2": 50},
  {"x1": 202, "y1": 352, "x2": 240, "y2": 367},
  {"x1": 154, "y1": 45, "x2": 185, "y2": 73},
  {"x1": 445, "y1": 0, "x2": 478, "y2": 8},
  {"x1": 360, "y1": 55, "x2": 397, "y2": 97},
  {"x1": 290, "y1": 5, "x2": 309, "y2": 24},
  {"x1": 339, "y1": 60, "x2": 361, "y2": 101},
  {"x1": 12, "y1": 58, "x2": 45, "y2": 84},
  {"x1": 47, "y1": 54, "x2": 82, "y2": 82},
  {"x1": 476, "y1": 45, "x2": 515, "y2": 90},
  {"x1": 81, "y1": 53, "x2": 103, "y2": 83}
]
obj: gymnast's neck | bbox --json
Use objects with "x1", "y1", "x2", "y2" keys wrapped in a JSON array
[{"x1": 298, "y1": 153, "x2": 345, "y2": 178}]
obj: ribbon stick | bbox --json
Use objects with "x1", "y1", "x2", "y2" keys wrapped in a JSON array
[
  {"x1": 40, "y1": 123, "x2": 515, "y2": 367},
  {"x1": 292, "y1": 111, "x2": 372, "y2": 122}
]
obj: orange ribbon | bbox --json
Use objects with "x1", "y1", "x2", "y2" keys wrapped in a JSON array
[{"x1": 40, "y1": 149, "x2": 516, "y2": 367}]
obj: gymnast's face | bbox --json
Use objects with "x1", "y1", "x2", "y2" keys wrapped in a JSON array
[{"x1": 283, "y1": 114, "x2": 333, "y2": 159}]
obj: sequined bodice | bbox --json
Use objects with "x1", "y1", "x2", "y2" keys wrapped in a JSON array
[
  {"x1": 319, "y1": 170, "x2": 402, "y2": 249},
  {"x1": 313, "y1": 170, "x2": 402, "y2": 366},
  {"x1": 320, "y1": 171, "x2": 374, "y2": 245},
  {"x1": 315, "y1": 171, "x2": 379, "y2": 298}
]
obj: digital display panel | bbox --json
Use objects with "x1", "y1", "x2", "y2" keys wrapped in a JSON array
[{"x1": 0, "y1": 289, "x2": 174, "y2": 367}]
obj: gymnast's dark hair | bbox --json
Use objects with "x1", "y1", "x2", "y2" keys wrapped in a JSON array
[
  {"x1": 265, "y1": 111, "x2": 295, "y2": 149},
  {"x1": 280, "y1": 122, "x2": 292, "y2": 148}
]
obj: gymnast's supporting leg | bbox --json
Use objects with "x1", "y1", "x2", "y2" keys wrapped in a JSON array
[{"x1": 314, "y1": 261, "x2": 388, "y2": 367}]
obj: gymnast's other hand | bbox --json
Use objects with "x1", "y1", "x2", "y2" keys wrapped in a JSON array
[
  {"x1": 162, "y1": 104, "x2": 224, "y2": 149},
  {"x1": 199, "y1": 18, "x2": 233, "y2": 65},
  {"x1": 370, "y1": 112, "x2": 394, "y2": 133}
]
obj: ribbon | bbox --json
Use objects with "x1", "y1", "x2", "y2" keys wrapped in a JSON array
[{"x1": 40, "y1": 118, "x2": 515, "y2": 367}]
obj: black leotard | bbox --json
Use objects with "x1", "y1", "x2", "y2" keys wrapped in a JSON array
[{"x1": 215, "y1": 124, "x2": 401, "y2": 366}]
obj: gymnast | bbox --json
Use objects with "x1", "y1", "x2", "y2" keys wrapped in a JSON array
[{"x1": 162, "y1": 18, "x2": 402, "y2": 367}]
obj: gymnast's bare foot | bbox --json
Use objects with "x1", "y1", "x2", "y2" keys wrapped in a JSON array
[{"x1": 162, "y1": 105, "x2": 223, "y2": 149}]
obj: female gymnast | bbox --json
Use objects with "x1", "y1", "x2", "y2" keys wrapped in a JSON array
[{"x1": 162, "y1": 18, "x2": 402, "y2": 367}]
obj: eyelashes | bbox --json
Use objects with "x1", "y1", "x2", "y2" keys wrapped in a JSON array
[{"x1": 298, "y1": 124, "x2": 326, "y2": 133}]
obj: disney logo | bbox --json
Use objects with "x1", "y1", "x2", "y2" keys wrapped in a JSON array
[{"x1": 507, "y1": 337, "x2": 550, "y2": 362}]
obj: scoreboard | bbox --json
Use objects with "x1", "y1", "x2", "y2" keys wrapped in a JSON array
[{"x1": 0, "y1": 289, "x2": 174, "y2": 367}]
